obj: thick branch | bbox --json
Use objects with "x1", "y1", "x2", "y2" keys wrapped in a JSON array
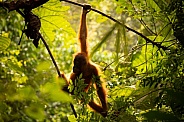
[
  {"x1": 0, "y1": 0, "x2": 49, "y2": 11},
  {"x1": 61, "y1": 0, "x2": 167, "y2": 50}
]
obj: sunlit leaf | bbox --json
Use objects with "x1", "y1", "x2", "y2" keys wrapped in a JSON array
[
  {"x1": 112, "y1": 86, "x2": 134, "y2": 97},
  {"x1": 132, "y1": 37, "x2": 166, "y2": 73},
  {"x1": 0, "y1": 36, "x2": 11, "y2": 51},
  {"x1": 152, "y1": 0, "x2": 166, "y2": 11},
  {"x1": 34, "y1": 1, "x2": 74, "y2": 41},
  {"x1": 12, "y1": 75, "x2": 28, "y2": 84},
  {"x1": 68, "y1": 115, "x2": 77, "y2": 122},
  {"x1": 147, "y1": 0, "x2": 161, "y2": 12},
  {"x1": 37, "y1": 61, "x2": 51, "y2": 71},
  {"x1": 40, "y1": 78, "x2": 73, "y2": 102}
]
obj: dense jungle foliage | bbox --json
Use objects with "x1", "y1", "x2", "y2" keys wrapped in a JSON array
[{"x1": 0, "y1": 0, "x2": 184, "y2": 121}]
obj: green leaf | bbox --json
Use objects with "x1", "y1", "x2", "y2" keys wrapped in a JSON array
[
  {"x1": 37, "y1": 61, "x2": 51, "y2": 71},
  {"x1": 25, "y1": 103, "x2": 45, "y2": 121},
  {"x1": 68, "y1": 115, "x2": 77, "y2": 122},
  {"x1": 112, "y1": 86, "x2": 134, "y2": 97},
  {"x1": 40, "y1": 78, "x2": 73, "y2": 102},
  {"x1": 115, "y1": 26, "x2": 121, "y2": 63},
  {"x1": 115, "y1": 22, "x2": 128, "y2": 66},
  {"x1": 147, "y1": 0, "x2": 161, "y2": 12},
  {"x1": 132, "y1": 37, "x2": 167, "y2": 73},
  {"x1": 34, "y1": 1, "x2": 74, "y2": 41},
  {"x1": 152, "y1": 0, "x2": 167, "y2": 10},
  {"x1": 0, "y1": 36, "x2": 11, "y2": 51},
  {"x1": 142, "y1": 110, "x2": 179, "y2": 121},
  {"x1": 11, "y1": 86, "x2": 38, "y2": 101}
]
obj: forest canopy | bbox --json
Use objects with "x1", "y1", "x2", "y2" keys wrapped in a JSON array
[{"x1": 0, "y1": 0, "x2": 184, "y2": 121}]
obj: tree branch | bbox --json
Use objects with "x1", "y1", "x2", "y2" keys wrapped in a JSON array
[
  {"x1": 16, "y1": 10, "x2": 78, "y2": 118},
  {"x1": 0, "y1": 0, "x2": 49, "y2": 11},
  {"x1": 61, "y1": 0, "x2": 167, "y2": 50},
  {"x1": 0, "y1": 0, "x2": 168, "y2": 50},
  {"x1": 39, "y1": 34, "x2": 61, "y2": 77},
  {"x1": 0, "y1": 3, "x2": 78, "y2": 117}
]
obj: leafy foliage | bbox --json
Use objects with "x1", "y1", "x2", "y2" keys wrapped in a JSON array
[
  {"x1": 0, "y1": 35, "x2": 10, "y2": 51},
  {"x1": 0, "y1": 0, "x2": 184, "y2": 121}
]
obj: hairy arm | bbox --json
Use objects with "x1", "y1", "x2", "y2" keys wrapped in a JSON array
[
  {"x1": 60, "y1": 72, "x2": 77, "y2": 94},
  {"x1": 78, "y1": 4, "x2": 91, "y2": 55},
  {"x1": 96, "y1": 84, "x2": 107, "y2": 111},
  {"x1": 94, "y1": 70, "x2": 108, "y2": 112},
  {"x1": 88, "y1": 66, "x2": 108, "y2": 117},
  {"x1": 59, "y1": 73, "x2": 70, "y2": 93}
]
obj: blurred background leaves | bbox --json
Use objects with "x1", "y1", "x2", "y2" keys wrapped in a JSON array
[{"x1": 0, "y1": 0, "x2": 184, "y2": 121}]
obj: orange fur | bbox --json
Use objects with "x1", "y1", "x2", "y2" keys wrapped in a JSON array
[{"x1": 61, "y1": 4, "x2": 107, "y2": 117}]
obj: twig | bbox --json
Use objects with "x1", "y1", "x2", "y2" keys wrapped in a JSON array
[
  {"x1": 60, "y1": 0, "x2": 167, "y2": 50},
  {"x1": 103, "y1": 44, "x2": 145, "y2": 71},
  {"x1": 133, "y1": 88, "x2": 165, "y2": 103},
  {"x1": 40, "y1": 33, "x2": 77, "y2": 118},
  {"x1": 70, "y1": 103, "x2": 77, "y2": 118},
  {"x1": 39, "y1": 34, "x2": 61, "y2": 76}
]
